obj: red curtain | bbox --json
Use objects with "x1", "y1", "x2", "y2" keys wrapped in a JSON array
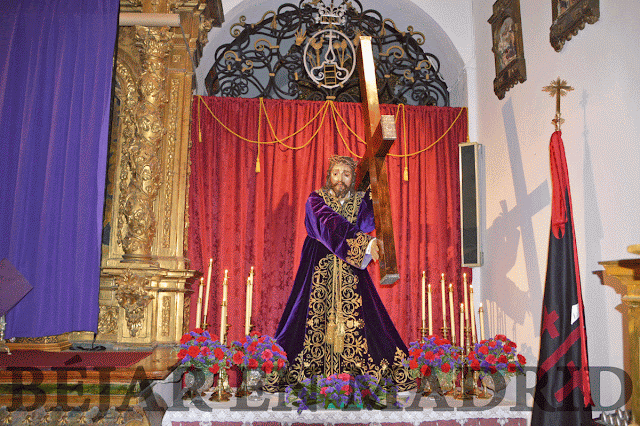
[{"x1": 188, "y1": 96, "x2": 469, "y2": 346}]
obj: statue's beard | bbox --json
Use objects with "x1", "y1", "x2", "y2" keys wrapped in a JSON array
[{"x1": 331, "y1": 182, "x2": 349, "y2": 199}]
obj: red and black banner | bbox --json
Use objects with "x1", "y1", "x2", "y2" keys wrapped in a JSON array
[{"x1": 532, "y1": 131, "x2": 594, "y2": 425}]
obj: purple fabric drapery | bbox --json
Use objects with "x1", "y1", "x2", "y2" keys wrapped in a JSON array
[{"x1": 0, "y1": 0, "x2": 118, "y2": 338}]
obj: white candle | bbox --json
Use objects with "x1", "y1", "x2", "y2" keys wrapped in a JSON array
[
  {"x1": 463, "y1": 273, "x2": 469, "y2": 338},
  {"x1": 479, "y1": 302, "x2": 485, "y2": 341},
  {"x1": 421, "y1": 271, "x2": 426, "y2": 326},
  {"x1": 427, "y1": 283, "x2": 433, "y2": 336},
  {"x1": 460, "y1": 303, "x2": 464, "y2": 350},
  {"x1": 449, "y1": 283, "x2": 455, "y2": 345},
  {"x1": 469, "y1": 285, "x2": 476, "y2": 344},
  {"x1": 220, "y1": 270, "x2": 228, "y2": 344},
  {"x1": 440, "y1": 273, "x2": 447, "y2": 333},
  {"x1": 203, "y1": 258, "x2": 213, "y2": 326},
  {"x1": 195, "y1": 277, "x2": 204, "y2": 329},
  {"x1": 245, "y1": 267, "x2": 254, "y2": 335}
]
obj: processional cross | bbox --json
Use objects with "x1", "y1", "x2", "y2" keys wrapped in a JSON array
[
  {"x1": 353, "y1": 36, "x2": 399, "y2": 285},
  {"x1": 542, "y1": 77, "x2": 573, "y2": 131}
]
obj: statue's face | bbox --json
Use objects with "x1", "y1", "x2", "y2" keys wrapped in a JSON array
[{"x1": 329, "y1": 163, "x2": 353, "y2": 198}]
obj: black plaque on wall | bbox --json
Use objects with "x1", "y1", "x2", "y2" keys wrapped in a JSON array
[{"x1": 459, "y1": 142, "x2": 483, "y2": 267}]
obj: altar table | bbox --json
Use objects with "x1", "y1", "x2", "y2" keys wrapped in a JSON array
[{"x1": 162, "y1": 391, "x2": 530, "y2": 426}]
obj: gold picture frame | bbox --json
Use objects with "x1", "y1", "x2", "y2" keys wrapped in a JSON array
[
  {"x1": 488, "y1": 0, "x2": 526, "y2": 100},
  {"x1": 550, "y1": 0, "x2": 599, "y2": 52}
]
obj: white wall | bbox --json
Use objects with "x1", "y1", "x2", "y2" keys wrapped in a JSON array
[{"x1": 473, "y1": 0, "x2": 640, "y2": 413}]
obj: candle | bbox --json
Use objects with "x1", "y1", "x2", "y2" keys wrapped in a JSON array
[
  {"x1": 460, "y1": 303, "x2": 464, "y2": 350},
  {"x1": 220, "y1": 270, "x2": 229, "y2": 344},
  {"x1": 469, "y1": 284, "x2": 476, "y2": 344},
  {"x1": 427, "y1": 283, "x2": 433, "y2": 336},
  {"x1": 441, "y1": 273, "x2": 447, "y2": 333},
  {"x1": 245, "y1": 267, "x2": 254, "y2": 335},
  {"x1": 421, "y1": 271, "x2": 426, "y2": 327},
  {"x1": 449, "y1": 283, "x2": 455, "y2": 345},
  {"x1": 479, "y1": 302, "x2": 485, "y2": 341},
  {"x1": 463, "y1": 273, "x2": 469, "y2": 338},
  {"x1": 195, "y1": 277, "x2": 204, "y2": 329},
  {"x1": 203, "y1": 258, "x2": 213, "y2": 326}
]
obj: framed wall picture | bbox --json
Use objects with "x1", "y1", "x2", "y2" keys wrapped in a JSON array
[
  {"x1": 488, "y1": 0, "x2": 526, "y2": 100},
  {"x1": 550, "y1": 0, "x2": 599, "y2": 52}
]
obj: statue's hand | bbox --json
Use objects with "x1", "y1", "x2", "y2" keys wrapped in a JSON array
[{"x1": 371, "y1": 238, "x2": 383, "y2": 262}]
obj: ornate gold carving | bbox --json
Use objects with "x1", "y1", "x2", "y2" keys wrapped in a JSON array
[
  {"x1": 98, "y1": 305, "x2": 119, "y2": 335},
  {"x1": 163, "y1": 78, "x2": 179, "y2": 248},
  {"x1": 114, "y1": 271, "x2": 154, "y2": 337},
  {"x1": 162, "y1": 295, "x2": 171, "y2": 336},
  {"x1": 118, "y1": 27, "x2": 171, "y2": 262}
]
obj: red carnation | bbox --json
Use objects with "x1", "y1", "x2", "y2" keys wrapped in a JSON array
[
  {"x1": 214, "y1": 347, "x2": 225, "y2": 360},
  {"x1": 498, "y1": 355, "x2": 508, "y2": 364},
  {"x1": 200, "y1": 346, "x2": 211, "y2": 355},
  {"x1": 467, "y1": 351, "x2": 476, "y2": 360},
  {"x1": 250, "y1": 330, "x2": 261, "y2": 337},
  {"x1": 338, "y1": 373, "x2": 352, "y2": 382},
  {"x1": 233, "y1": 351, "x2": 244, "y2": 365},
  {"x1": 180, "y1": 334, "x2": 192, "y2": 345},
  {"x1": 420, "y1": 365, "x2": 432, "y2": 377},
  {"x1": 262, "y1": 349, "x2": 273, "y2": 361},
  {"x1": 507, "y1": 363, "x2": 517, "y2": 373},
  {"x1": 247, "y1": 341, "x2": 258, "y2": 354},
  {"x1": 424, "y1": 351, "x2": 435, "y2": 361},
  {"x1": 187, "y1": 345, "x2": 200, "y2": 358},
  {"x1": 194, "y1": 328, "x2": 204, "y2": 334},
  {"x1": 441, "y1": 363, "x2": 451, "y2": 373},
  {"x1": 196, "y1": 336, "x2": 207, "y2": 343},
  {"x1": 361, "y1": 389, "x2": 372, "y2": 398},
  {"x1": 341, "y1": 384, "x2": 353, "y2": 395},
  {"x1": 277, "y1": 358, "x2": 285, "y2": 370},
  {"x1": 261, "y1": 360, "x2": 273, "y2": 374},
  {"x1": 409, "y1": 359, "x2": 418, "y2": 370},
  {"x1": 489, "y1": 366, "x2": 497, "y2": 374},
  {"x1": 471, "y1": 360, "x2": 481, "y2": 371},
  {"x1": 509, "y1": 341, "x2": 517, "y2": 349},
  {"x1": 478, "y1": 345, "x2": 489, "y2": 355},
  {"x1": 503, "y1": 345, "x2": 513, "y2": 353},
  {"x1": 248, "y1": 358, "x2": 259, "y2": 369},
  {"x1": 488, "y1": 340, "x2": 497, "y2": 348},
  {"x1": 177, "y1": 349, "x2": 188, "y2": 359},
  {"x1": 517, "y1": 354, "x2": 527, "y2": 365},
  {"x1": 496, "y1": 334, "x2": 507, "y2": 341},
  {"x1": 486, "y1": 354, "x2": 496, "y2": 364},
  {"x1": 209, "y1": 364, "x2": 220, "y2": 374}
]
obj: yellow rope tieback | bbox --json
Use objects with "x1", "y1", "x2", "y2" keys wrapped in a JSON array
[{"x1": 194, "y1": 96, "x2": 466, "y2": 177}]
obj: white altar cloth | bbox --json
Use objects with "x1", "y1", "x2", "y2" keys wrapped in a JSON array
[{"x1": 162, "y1": 391, "x2": 531, "y2": 426}]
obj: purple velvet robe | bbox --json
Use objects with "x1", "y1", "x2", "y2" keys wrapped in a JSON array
[{"x1": 274, "y1": 188, "x2": 412, "y2": 390}]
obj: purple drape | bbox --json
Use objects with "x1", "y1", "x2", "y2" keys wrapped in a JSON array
[{"x1": 0, "y1": 0, "x2": 118, "y2": 338}]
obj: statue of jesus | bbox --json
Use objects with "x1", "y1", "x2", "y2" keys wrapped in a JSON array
[{"x1": 273, "y1": 155, "x2": 412, "y2": 390}]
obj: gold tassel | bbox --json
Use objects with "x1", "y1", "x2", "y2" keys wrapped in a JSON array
[
  {"x1": 255, "y1": 156, "x2": 261, "y2": 173},
  {"x1": 325, "y1": 311, "x2": 336, "y2": 345},
  {"x1": 403, "y1": 165, "x2": 409, "y2": 181}
]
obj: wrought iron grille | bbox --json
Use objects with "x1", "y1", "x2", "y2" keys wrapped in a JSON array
[{"x1": 205, "y1": 0, "x2": 449, "y2": 106}]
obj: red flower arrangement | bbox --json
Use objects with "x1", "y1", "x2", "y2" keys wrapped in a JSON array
[
  {"x1": 467, "y1": 334, "x2": 526, "y2": 380},
  {"x1": 402, "y1": 335, "x2": 464, "y2": 381},
  {"x1": 230, "y1": 331, "x2": 288, "y2": 376},
  {"x1": 177, "y1": 328, "x2": 233, "y2": 374}
]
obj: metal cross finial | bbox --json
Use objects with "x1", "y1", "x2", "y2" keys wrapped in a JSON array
[{"x1": 542, "y1": 77, "x2": 573, "y2": 131}]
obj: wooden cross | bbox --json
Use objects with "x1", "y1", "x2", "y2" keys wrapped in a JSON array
[{"x1": 354, "y1": 36, "x2": 399, "y2": 285}]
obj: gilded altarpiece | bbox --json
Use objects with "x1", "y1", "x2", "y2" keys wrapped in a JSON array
[{"x1": 72, "y1": 0, "x2": 224, "y2": 348}]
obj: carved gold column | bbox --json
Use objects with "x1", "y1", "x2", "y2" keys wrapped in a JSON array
[
  {"x1": 70, "y1": 0, "x2": 224, "y2": 348},
  {"x1": 600, "y1": 244, "x2": 640, "y2": 426}
]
